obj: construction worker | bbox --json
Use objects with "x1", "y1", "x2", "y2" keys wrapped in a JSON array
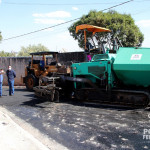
[
  {"x1": 0, "y1": 69, "x2": 4, "y2": 97},
  {"x1": 6, "y1": 66, "x2": 16, "y2": 96},
  {"x1": 85, "y1": 41, "x2": 93, "y2": 62},
  {"x1": 40, "y1": 55, "x2": 45, "y2": 71}
]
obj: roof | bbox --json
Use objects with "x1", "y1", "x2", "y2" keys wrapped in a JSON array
[
  {"x1": 30, "y1": 51, "x2": 58, "y2": 55},
  {"x1": 76, "y1": 24, "x2": 111, "y2": 34}
]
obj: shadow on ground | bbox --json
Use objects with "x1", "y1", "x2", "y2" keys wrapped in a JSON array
[{"x1": 20, "y1": 95, "x2": 149, "y2": 112}]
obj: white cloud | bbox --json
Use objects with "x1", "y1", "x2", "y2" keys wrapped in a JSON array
[
  {"x1": 34, "y1": 19, "x2": 65, "y2": 24},
  {"x1": 136, "y1": 20, "x2": 150, "y2": 28},
  {"x1": 0, "y1": 0, "x2": 1, "y2": 4},
  {"x1": 72, "y1": 7, "x2": 78, "y2": 11},
  {"x1": 33, "y1": 11, "x2": 71, "y2": 18}
]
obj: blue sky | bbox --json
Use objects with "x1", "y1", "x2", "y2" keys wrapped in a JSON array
[{"x1": 0, "y1": 0, "x2": 150, "y2": 52}]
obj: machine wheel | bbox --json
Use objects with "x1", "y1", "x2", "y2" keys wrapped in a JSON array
[{"x1": 25, "y1": 74, "x2": 38, "y2": 91}]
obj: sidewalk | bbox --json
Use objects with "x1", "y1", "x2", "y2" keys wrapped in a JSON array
[
  {"x1": 0, "y1": 109, "x2": 50, "y2": 150},
  {"x1": 0, "y1": 106, "x2": 69, "y2": 150}
]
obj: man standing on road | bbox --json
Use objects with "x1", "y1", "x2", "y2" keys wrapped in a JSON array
[
  {"x1": 0, "y1": 69, "x2": 4, "y2": 97},
  {"x1": 6, "y1": 66, "x2": 16, "y2": 96}
]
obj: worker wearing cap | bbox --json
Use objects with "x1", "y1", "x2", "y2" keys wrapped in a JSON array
[
  {"x1": 0, "y1": 69, "x2": 4, "y2": 97},
  {"x1": 6, "y1": 66, "x2": 16, "y2": 96}
]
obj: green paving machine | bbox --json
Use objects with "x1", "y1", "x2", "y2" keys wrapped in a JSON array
[{"x1": 70, "y1": 24, "x2": 150, "y2": 108}]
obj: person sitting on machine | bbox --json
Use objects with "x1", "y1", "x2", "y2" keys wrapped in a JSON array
[
  {"x1": 85, "y1": 41, "x2": 93, "y2": 62},
  {"x1": 40, "y1": 60, "x2": 45, "y2": 71},
  {"x1": 40, "y1": 55, "x2": 45, "y2": 71},
  {"x1": 86, "y1": 41, "x2": 93, "y2": 51}
]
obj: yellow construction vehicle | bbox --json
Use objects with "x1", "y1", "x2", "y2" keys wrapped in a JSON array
[{"x1": 23, "y1": 51, "x2": 70, "y2": 91}]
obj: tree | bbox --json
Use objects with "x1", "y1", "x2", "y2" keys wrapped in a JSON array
[
  {"x1": 68, "y1": 10, "x2": 144, "y2": 48},
  {"x1": 0, "y1": 32, "x2": 2, "y2": 41},
  {"x1": 17, "y1": 44, "x2": 49, "y2": 56},
  {"x1": 0, "y1": 50, "x2": 16, "y2": 57}
]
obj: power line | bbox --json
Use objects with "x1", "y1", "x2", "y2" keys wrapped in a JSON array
[
  {"x1": 3, "y1": 1, "x2": 125, "y2": 6},
  {"x1": 101, "y1": 0, "x2": 134, "y2": 11},
  {"x1": 3, "y1": 0, "x2": 149, "y2": 6},
  {"x1": 2, "y1": 0, "x2": 134, "y2": 42},
  {"x1": 3, "y1": 18, "x2": 80, "y2": 41}
]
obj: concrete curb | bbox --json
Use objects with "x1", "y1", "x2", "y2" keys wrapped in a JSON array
[{"x1": 0, "y1": 106, "x2": 69, "y2": 150}]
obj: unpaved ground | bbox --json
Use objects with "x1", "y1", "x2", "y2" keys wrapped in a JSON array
[{"x1": 0, "y1": 87, "x2": 150, "y2": 150}]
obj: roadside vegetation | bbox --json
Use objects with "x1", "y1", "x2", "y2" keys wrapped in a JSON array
[
  {"x1": 69, "y1": 10, "x2": 144, "y2": 48},
  {"x1": 0, "y1": 44, "x2": 49, "y2": 57},
  {"x1": 17, "y1": 44, "x2": 49, "y2": 56}
]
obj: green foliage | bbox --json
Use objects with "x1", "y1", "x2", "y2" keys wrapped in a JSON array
[
  {"x1": 68, "y1": 10, "x2": 144, "y2": 48},
  {"x1": 0, "y1": 32, "x2": 2, "y2": 41},
  {"x1": 17, "y1": 44, "x2": 49, "y2": 56},
  {"x1": 0, "y1": 50, "x2": 16, "y2": 57}
]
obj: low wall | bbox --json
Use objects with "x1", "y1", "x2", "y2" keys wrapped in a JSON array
[{"x1": 0, "y1": 52, "x2": 84, "y2": 85}]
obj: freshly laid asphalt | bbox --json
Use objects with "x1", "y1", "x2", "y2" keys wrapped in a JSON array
[{"x1": 0, "y1": 87, "x2": 150, "y2": 150}]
